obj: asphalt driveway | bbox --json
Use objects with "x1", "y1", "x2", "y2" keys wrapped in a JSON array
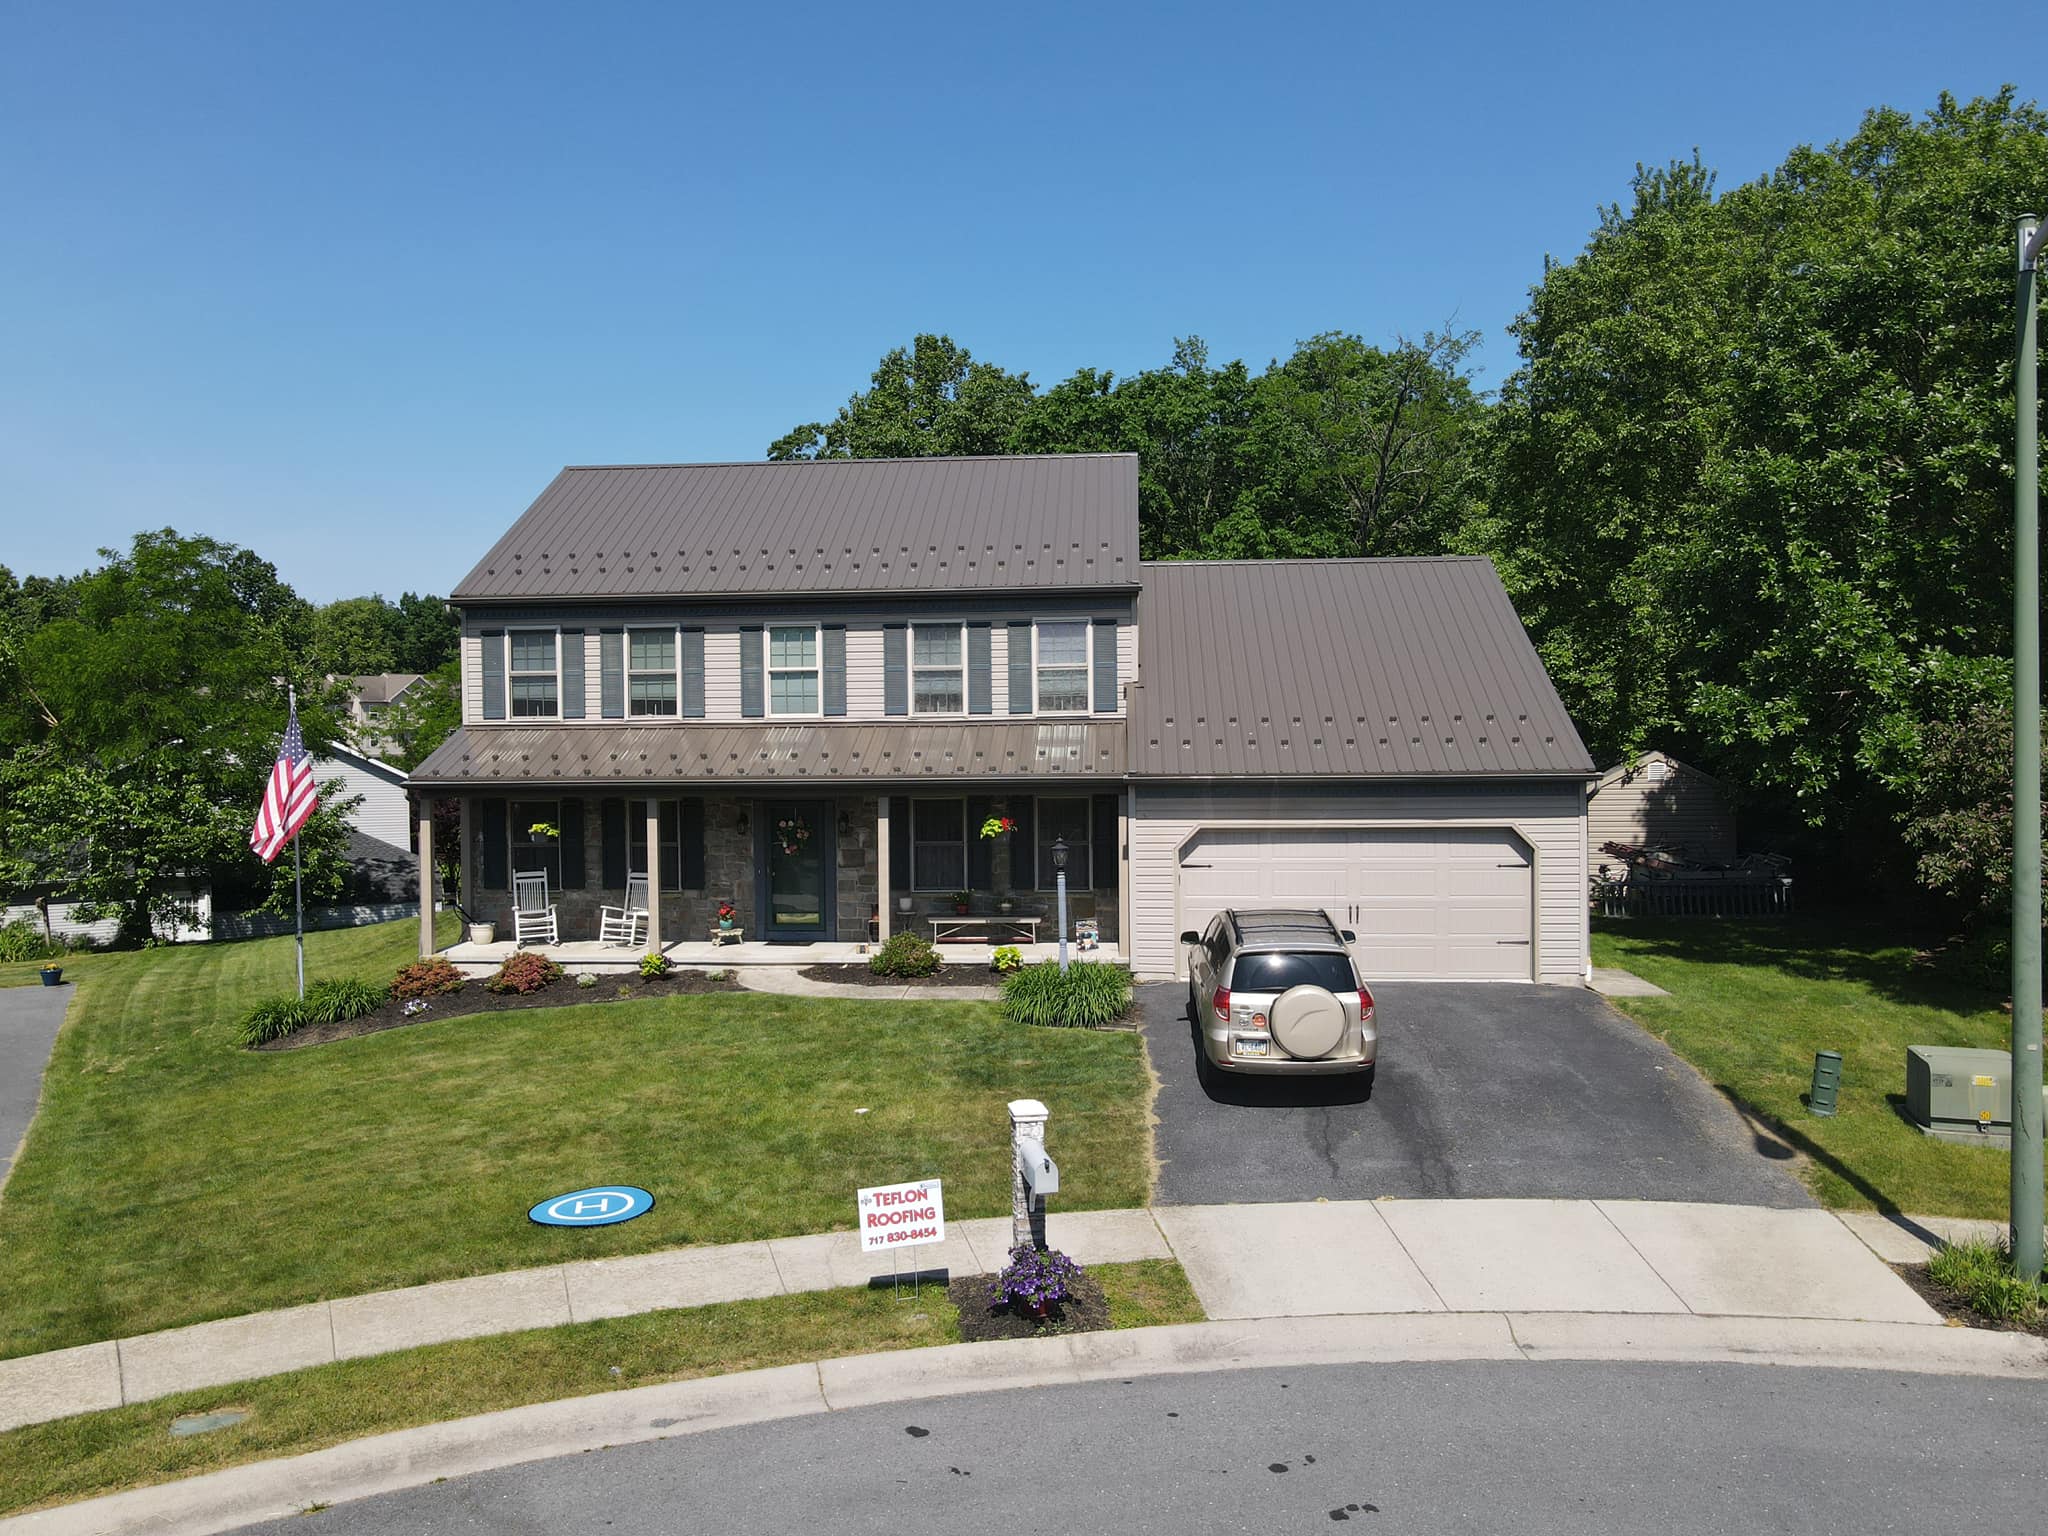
[
  {"x1": 0, "y1": 982, "x2": 70, "y2": 1192},
  {"x1": 1140, "y1": 981, "x2": 1810, "y2": 1208}
]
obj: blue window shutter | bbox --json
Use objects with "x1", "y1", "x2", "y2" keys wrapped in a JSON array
[
  {"x1": 822, "y1": 625, "x2": 847, "y2": 717},
  {"x1": 1093, "y1": 619, "x2": 1118, "y2": 713},
  {"x1": 967, "y1": 623, "x2": 992, "y2": 715},
  {"x1": 1007, "y1": 622, "x2": 1032, "y2": 714},
  {"x1": 600, "y1": 798, "x2": 626, "y2": 888},
  {"x1": 740, "y1": 627, "x2": 765, "y2": 718},
  {"x1": 966, "y1": 795, "x2": 994, "y2": 888},
  {"x1": 889, "y1": 800, "x2": 911, "y2": 898},
  {"x1": 1091, "y1": 793, "x2": 1117, "y2": 891},
  {"x1": 681, "y1": 798, "x2": 705, "y2": 889},
  {"x1": 599, "y1": 630, "x2": 624, "y2": 719},
  {"x1": 681, "y1": 629, "x2": 705, "y2": 718},
  {"x1": 883, "y1": 625, "x2": 908, "y2": 716},
  {"x1": 561, "y1": 629, "x2": 585, "y2": 719},
  {"x1": 559, "y1": 798, "x2": 586, "y2": 888},
  {"x1": 1011, "y1": 797, "x2": 1035, "y2": 888},
  {"x1": 480, "y1": 631, "x2": 505, "y2": 720},
  {"x1": 480, "y1": 798, "x2": 508, "y2": 888}
]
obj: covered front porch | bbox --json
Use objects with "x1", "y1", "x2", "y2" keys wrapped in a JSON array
[{"x1": 410, "y1": 785, "x2": 1128, "y2": 963}]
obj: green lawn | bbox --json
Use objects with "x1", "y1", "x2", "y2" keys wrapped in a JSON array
[
  {"x1": 0, "y1": 918, "x2": 1150, "y2": 1360},
  {"x1": 0, "y1": 1259, "x2": 1204, "y2": 1517},
  {"x1": 0, "y1": 948, "x2": 117, "y2": 990},
  {"x1": 1593, "y1": 917, "x2": 2044, "y2": 1219}
]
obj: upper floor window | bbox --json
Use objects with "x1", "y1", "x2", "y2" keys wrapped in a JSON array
[
  {"x1": 912, "y1": 623, "x2": 964, "y2": 714},
  {"x1": 508, "y1": 630, "x2": 559, "y2": 718},
  {"x1": 1035, "y1": 620, "x2": 1090, "y2": 713},
  {"x1": 769, "y1": 625, "x2": 819, "y2": 715},
  {"x1": 628, "y1": 627, "x2": 677, "y2": 717}
]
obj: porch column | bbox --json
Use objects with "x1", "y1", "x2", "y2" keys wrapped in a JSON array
[
  {"x1": 644, "y1": 800, "x2": 663, "y2": 952},
  {"x1": 416, "y1": 794, "x2": 435, "y2": 959},
  {"x1": 875, "y1": 795, "x2": 891, "y2": 942},
  {"x1": 1117, "y1": 789, "x2": 1130, "y2": 961},
  {"x1": 459, "y1": 794, "x2": 475, "y2": 915}
]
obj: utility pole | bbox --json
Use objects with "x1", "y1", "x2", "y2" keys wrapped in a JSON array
[{"x1": 2014, "y1": 213, "x2": 2044, "y2": 1285}]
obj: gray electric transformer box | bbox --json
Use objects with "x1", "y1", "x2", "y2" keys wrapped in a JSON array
[{"x1": 1905, "y1": 1046, "x2": 2035, "y2": 1145}]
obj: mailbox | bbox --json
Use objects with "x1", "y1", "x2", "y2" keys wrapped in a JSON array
[{"x1": 1015, "y1": 1137, "x2": 1060, "y2": 1197}]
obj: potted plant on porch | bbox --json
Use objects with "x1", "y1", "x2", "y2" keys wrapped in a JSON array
[{"x1": 950, "y1": 890, "x2": 972, "y2": 916}]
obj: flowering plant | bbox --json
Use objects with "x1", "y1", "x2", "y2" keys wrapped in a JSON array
[
  {"x1": 716, "y1": 900, "x2": 737, "y2": 923},
  {"x1": 990, "y1": 1244, "x2": 1084, "y2": 1316},
  {"x1": 401, "y1": 998, "x2": 431, "y2": 1018},
  {"x1": 978, "y1": 815, "x2": 1017, "y2": 840},
  {"x1": 775, "y1": 816, "x2": 811, "y2": 855}
]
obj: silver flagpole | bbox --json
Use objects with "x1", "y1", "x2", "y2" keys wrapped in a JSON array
[{"x1": 290, "y1": 683, "x2": 305, "y2": 1000}]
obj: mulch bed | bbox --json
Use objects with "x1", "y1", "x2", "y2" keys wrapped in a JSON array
[
  {"x1": 947, "y1": 1270, "x2": 1113, "y2": 1341},
  {"x1": 800, "y1": 963, "x2": 1005, "y2": 990},
  {"x1": 256, "y1": 969, "x2": 746, "y2": 1051},
  {"x1": 1891, "y1": 1262, "x2": 2048, "y2": 1337}
]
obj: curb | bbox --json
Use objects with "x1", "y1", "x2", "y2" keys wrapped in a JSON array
[{"x1": 5, "y1": 1312, "x2": 2044, "y2": 1536}]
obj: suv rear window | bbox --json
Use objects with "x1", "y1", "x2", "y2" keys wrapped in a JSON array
[{"x1": 1228, "y1": 952, "x2": 1357, "y2": 994}]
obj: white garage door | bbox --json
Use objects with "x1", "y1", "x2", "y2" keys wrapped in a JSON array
[{"x1": 1177, "y1": 826, "x2": 1535, "y2": 981}]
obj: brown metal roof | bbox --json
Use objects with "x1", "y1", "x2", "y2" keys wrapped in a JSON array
[
  {"x1": 408, "y1": 721, "x2": 1125, "y2": 789},
  {"x1": 1129, "y1": 558, "x2": 1594, "y2": 778},
  {"x1": 451, "y1": 455, "x2": 1140, "y2": 601}
]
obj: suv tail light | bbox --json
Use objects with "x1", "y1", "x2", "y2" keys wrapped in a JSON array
[
  {"x1": 1212, "y1": 986, "x2": 1231, "y2": 1025},
  {"x1": 1358, "y1": 984, "x2": 1376, "y2": 1017}
]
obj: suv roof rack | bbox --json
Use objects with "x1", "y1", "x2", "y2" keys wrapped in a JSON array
[{"x1": 1227, "y1": 908, "x2": 1344, "y2": 948}]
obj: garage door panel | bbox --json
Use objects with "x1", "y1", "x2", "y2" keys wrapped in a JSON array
[{"x1": 1179, "y1": 826, "x2": 1533, "y2": 981}]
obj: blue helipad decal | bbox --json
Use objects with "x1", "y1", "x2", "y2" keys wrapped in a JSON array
[{"x1": 529, "y1": 1186, "x2": 654, "y2": 1227}]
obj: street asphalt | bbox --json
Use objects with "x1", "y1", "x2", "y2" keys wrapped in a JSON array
[
  {"x1": 0, "y1": 982, "x2": 69, "y2": 1191},
  {"x1": 221, "y1": 1360, "x2": 2048, "y2": 1535},
  {"x1": 1140, "y1": 981, "x2": 1812, "y2": 1208}
]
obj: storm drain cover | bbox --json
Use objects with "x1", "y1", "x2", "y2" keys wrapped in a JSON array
[{"x1": 170, "y1": 1410, "x2": 249, "y2": 1437}]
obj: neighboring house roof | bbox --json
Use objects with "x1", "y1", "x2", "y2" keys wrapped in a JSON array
[
  {"x1": 319, "y1": 743, "x2": 409, "y2": 785},
  {"x1": 449, "y1": 455, "x2": 1142, "y2": 602},
  {"x1": 408, "y1": 721, "x2": 1125, "y2": 789},
  {"x1": 353, "y1": 673, "x2": 424, "y2": 707},
  {"x1": 1127, "y1": 557, "x2": 1594, "y2": 779},
  {"x1": 340, "y1": 829, "x2": 417, "y2": 903},
  {"x1": 1594, "y1": 750, "x2": 1727, "y2": 792}
]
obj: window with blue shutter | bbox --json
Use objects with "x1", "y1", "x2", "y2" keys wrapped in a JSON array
[
  {"x1": 480, "y1": 631, "x2": 505, "y2": 720},
  {"x1": 1093, "y1": 619, "x2": 1118, "y2": 713},
  {"x1": 882, "y1": 625, "x2": 908, "y2": 716},
  {"x1": 739, "y1": 627, "x2": 765, "y2": 718}
]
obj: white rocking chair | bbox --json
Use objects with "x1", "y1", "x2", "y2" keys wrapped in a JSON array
[
  {"x1": 599, "y1": 873, "x2": 650, "y2": 948},
  {"x1": 512, "y1": 870, "x2": 558, "y2": 947}
]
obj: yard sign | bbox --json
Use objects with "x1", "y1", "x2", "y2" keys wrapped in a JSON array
[{"x1": 856, "y1": 1177, "x2": 946, "y2": 1254}]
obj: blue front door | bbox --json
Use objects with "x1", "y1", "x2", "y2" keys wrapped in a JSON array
[{"x1": 757, "y1": 800, "x2": 834, "y2": 941}]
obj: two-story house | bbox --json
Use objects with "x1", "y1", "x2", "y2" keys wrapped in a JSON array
[{"x1": 407, "y1": 453, "x2": 1597, "y2": 981}]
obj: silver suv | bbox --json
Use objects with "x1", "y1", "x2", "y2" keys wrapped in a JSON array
[{"x1": 1182, "y1": 909, "x2": 1377, "y2": 1091}]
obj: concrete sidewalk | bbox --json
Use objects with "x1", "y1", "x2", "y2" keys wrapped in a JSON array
[{"x1": 0, "y1": 1197, "x2": 1978, "y2": 1436}]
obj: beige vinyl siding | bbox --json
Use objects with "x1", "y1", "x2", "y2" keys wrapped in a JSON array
[
  {"x1": 461, "y1": 634, "x2": 484, "y2": 724},
  {"x1": 704, "y1": 626, "x2": 742, "y2": 721},
  {"x1": 1128, "y1": 781, "x2": 1589, "y2": 983},
  {"x1": 846, "y1": 624, "x2": 885, "y2": 715},
  {"x1": 1588, "y1": 754, "x2": 1735, "y2": 863}
]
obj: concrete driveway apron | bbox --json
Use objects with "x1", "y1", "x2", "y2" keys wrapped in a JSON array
[{"x1": 1139, "y1": 981, "x2": 1810, "y2": 1208}]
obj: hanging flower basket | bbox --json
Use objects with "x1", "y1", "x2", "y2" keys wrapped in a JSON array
[
  {"x1": 979, "y1": 815, "x2": 1017, "y2": 840},
  {"x1": 775, "y1": 817, "x2": 812, "y2": 857}
]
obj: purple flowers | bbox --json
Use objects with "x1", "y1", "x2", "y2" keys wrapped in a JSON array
[{"x1": 990, "y1": 1244, "x2": 1084, "y2": 1313}]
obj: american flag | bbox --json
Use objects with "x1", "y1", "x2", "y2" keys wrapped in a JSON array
[{"x1": 250, "y1": 702, "x2": 319, "y2": 864}]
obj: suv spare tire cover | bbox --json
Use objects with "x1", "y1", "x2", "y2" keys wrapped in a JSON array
[{"x1": 1270, "y1": 984, "x2": 1346, "y2": 1059}]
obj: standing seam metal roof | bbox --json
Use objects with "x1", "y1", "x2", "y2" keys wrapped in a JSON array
[
  {"x1": 1128, "y1": 558, "x2": 1593, "y2": 778},
  {"x1": 450, "y1": 454, "x2": 1141, "y2": 600}
]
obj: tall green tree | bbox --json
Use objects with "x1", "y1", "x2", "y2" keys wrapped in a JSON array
[
  {"x1": 0, "y1": 532, "x2": 355, "y2": 941},
  {"x1": 1485, "y1": 91, "x2": 2048, "y2": 907},
  {"x1": 768, "y1": 334, "x2": 1037, "y2": 460}
]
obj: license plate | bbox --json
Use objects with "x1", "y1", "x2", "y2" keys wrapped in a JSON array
[{"x1": 1234, "y1": 1038, "x2": 1270, "y2": 1059}]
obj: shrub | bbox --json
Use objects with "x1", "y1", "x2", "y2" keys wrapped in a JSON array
[
  {"x1": 576, "y1": 971, "x2": 599, "y2": 988},
  {"x1": 392, "y1": 956, "x2": 466, "y2": 999},
  {"x1": 990, "y1": 1244, "x2": 1085, "y2": 1314},
  {"x1": 870, "y1": 930, "x2": 941, "y2": 978},
  {"x1": 0, "y1": 918, "x2": 67, "y2": 964},
  {"x1": 303, "y1": 977, "x2": 389, "y2": 1025},
  {"x1": 1000, "y1": 961, "x2": 1131, "y2": 1028},
  {"x1": 1927, "y1": 1239, "x2": 2045, "y2": 1325},
  {"x1": 238, "y1": 995, "x2": 313, "y2": 1046},
  {"x1": 639, "y1": 951, "x2": 672, "y2": 979},
  {"x1": 991, "y1": 944, "x2": 1023, "y2": 974},
  {"x1": 488, "y1": 952, "x2": 563, "y2": 994}
]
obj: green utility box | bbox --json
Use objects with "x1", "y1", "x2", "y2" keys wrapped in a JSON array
[{"x1": 1905, "y1": 1046, "x2": 2046, "y2": 1147}]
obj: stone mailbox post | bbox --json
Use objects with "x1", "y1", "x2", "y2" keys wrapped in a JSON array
[{"x1": 1009, "y1": 1098, "x2": 1050, "y2": 1250}]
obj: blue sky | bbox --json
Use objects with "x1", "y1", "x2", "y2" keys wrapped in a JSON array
[{"x1": 0, "y1": 1, "x2": 2026, "y2": 601}]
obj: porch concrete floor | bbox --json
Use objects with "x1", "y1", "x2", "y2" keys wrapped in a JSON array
[{"x1": 443, "y1": 938, "x2": 1124, "y2": 975}]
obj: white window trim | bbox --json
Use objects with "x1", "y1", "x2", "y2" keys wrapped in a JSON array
[
  {"x1": 911, "y1": 620, "x2": 967, "y2": 717},
  {"x1": 1033, "y1": 794, "x2": 1091, "y2": 891},
  {"x1": 767, "y1": 623, "x2": 824, "y2": 719},
  {"x1": 507, "y1": 627, "x2": 562, "y2": 720},
  {"x1": 1032, "y1": 618, "x2": 1094, "y2": 717},
  {"x1": 911, "y1": 796, "x2": 969, "y2": 892},
  {"x1": 627, "y1": 624, "x2": 680, "y2": 719}
]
